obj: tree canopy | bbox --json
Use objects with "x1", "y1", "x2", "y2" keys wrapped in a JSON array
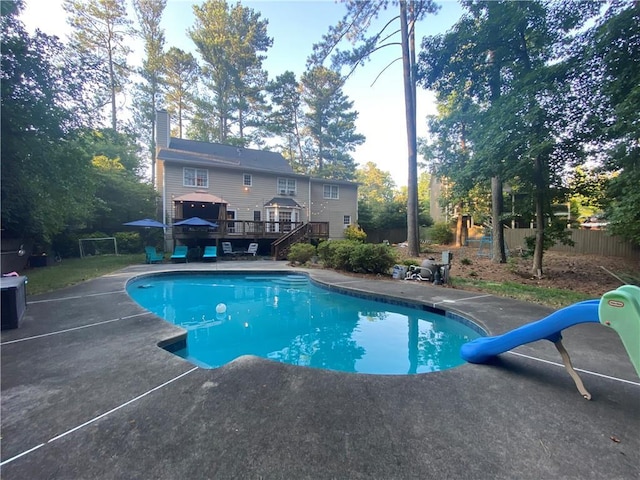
[
  {"x1": 131, "y1": 0, "x2": 167, "y2": 186},
  {"x1": 163, "y1": 47, "x2": 199, "y2": 138},
  {"x1": 2, "y1": 1, "x2": 95, "y2": 241},
  {"x1": 301, "y1": 66, "x2": 364, "y2": 180},
  {"x1": 188, "y1": 0, "x2": 272, "y2": 144},
  {"x1": 587, "y1": 3, "x2": 640, "y2": 245},
  {"x1": 419, "y1": 0, "x2": 605, "y2": 272},
  {"x1": 63, "y1": 0, "x2": 133, "y2": 131}
]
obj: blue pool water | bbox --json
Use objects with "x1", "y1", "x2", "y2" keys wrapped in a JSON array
[{"x1": 127, "y1": 273, "x2": 483, "y2": 374}]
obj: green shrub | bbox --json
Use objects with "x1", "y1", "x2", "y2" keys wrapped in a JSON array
[
  {"x1": 402, "y1": 258, "x2": 421, "y2": 267},
  {"x1": 287, "y1": 243, "x2": 316, "y2": 264},
  {"x1": 85, "y1": 231, "x2": 109, "y2": 239},
  {"x1": 317, "y1": 240, "x2": 359, "y2": 270},
  {"x1": 316, "y1": 240, "x2": 331, "y2": 263},
  {"x1": 52, "y1": 231, "x2": 81, "y2": 258},
  {"x1": 317, "y1": 240, "x2": 396, "y2": 274},
  {"x1": 344, "y1": 225, "x2": 367, "y2": 242},
  {"x1": 460, "y1": 257, "x2": 472, "y2": 266},
  {"x1": 114, "y1": 231, "x2": 143, "y2": 254},
  {"x1": 428, "y1": 222, "x2": 454, "y2": 245},
  {"x1": 349, "y1": 243, "x2": 397, "y2": 274},
  {"x1": 331, "y1": 241, "x2": 358, "y2": 270}
]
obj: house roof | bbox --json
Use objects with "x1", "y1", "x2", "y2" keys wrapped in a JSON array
[
  {"x1": 173, "y1": 192, "x2": 228, "y2": 204},
  {"x1": 264, "y1": 197, "x2": 302, "y2": 208},
  {"x1": 158, "y1": 138, "x2": 295, "y2": 175}
]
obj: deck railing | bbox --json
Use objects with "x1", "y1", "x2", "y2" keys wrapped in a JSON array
[
  {"x1": 172, "y1": 219, "x2": 304, "y2": 238},
  {"x1": 171, "y1": 219, "x2": 330, "y2": 253}
]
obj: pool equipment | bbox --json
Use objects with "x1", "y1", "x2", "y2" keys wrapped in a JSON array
[
  {"x1": 404, "y1": 251, "x2": 453, "y2": 285},
  {"x1": 461, "y1": 285, "x2": 640, "y2": 399},
  {"x1": 215, "y1": 303, "x2": 227, "y2": 314}
]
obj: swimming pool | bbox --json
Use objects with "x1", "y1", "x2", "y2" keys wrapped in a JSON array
[{"x1": 127, "y1": 272, "x2": 483, "y2": 374}]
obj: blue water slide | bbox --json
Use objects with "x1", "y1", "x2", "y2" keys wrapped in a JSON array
[{"x1": 461, "y1": 300, "x2": 601, "y2": 364}]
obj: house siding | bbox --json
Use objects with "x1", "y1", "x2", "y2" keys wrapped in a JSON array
[
  {"x1": 310, "y1": 180, "x2": 358, "y2": 239},
  {"x1": 164, "y1": 163, "x2": 312, "y2": 222}
]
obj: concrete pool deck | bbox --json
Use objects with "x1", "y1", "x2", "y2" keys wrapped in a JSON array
[{"x1": 1, "y1": 260, "x2": 638, "y2": 479}]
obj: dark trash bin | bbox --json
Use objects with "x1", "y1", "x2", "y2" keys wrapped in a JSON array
[{"x1": 29, "y1": 255, "x2": 49, "y2": 268}]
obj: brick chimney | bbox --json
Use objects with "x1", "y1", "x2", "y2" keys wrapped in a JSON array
[{"x1": 156, "y1": 110, "x2": 170, "y2": 149}]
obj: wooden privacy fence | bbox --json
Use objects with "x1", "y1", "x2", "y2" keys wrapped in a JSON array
[
  {"x1": 366, "y1": 226, "x2": 639, "y2": 259},
  {"x1": 503, "y1": 229, "x2": 640, "y2": 259},
  {"x1": 366, "y1": 228, "x2": 407, "y2": 245}
]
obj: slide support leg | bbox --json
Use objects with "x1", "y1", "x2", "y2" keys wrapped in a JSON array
[{"x1": 554, "y1": 340, "x2": 591, "y2": 400}]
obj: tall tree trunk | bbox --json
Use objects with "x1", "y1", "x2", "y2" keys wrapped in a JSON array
[
  {"x1": 455, "y1": 202, "x2": 466, "y2": 247},
  {"x1": 457, "y1": 121, "x2": 468, "y2": 248},
  {"x1": 108, "y1": 40, "x2": 117, "y2": 131},
  {"x1": 318, "y1": 124, "x2": 324, "y2": 172},
  {"x1": 491, "y1": 176, "x2": 506, "y2": 263},
  {"x1": 400, "y1": 0, "x2": 419, "y2": 257},
  {"x1": 151, "y1": 117, "x2": 156, "y2": 188},
  {"x1": 532, "y1": 155, "x2": 545, "y2": 278},
  {"x1": 150, "y1": 80, "x2": 157, "y2": 188},
  {"x1": 294, "y1": 110, "x2": 304, "y2": 162},
  {"x1": 220, "y1": 114, "x2": 226, "y2": 142}
]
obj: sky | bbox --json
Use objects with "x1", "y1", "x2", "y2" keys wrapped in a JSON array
[{"x1": 20, "y1": 0, "x2": 464, "y2": 187}]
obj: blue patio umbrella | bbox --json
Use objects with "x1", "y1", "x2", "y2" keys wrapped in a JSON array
[
  {"x1": 123, "y1": 218, "x2": 169, "y2": 228},
  {"x1": 172, "y1": 217, "x2": 219, "y2": 228}
]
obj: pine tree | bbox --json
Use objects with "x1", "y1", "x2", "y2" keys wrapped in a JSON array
[
  {"x1": 188, "y1": 0, "x2": 272, "y2": 143},
  {"x1": 163, "y1": 47, "x2": 200, "y2": 138},
  {"x1": 301, "y1": 66, "x2": 364, "y2": 181},
  {"x1": 131, "y1": 0, "x2": 166, "y2": 186},
  {"x1": 64, "y1": 0, "x2": 132, "y2": 131}
]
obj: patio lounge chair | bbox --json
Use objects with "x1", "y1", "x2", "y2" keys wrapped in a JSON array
[
  {"x1": 202, "y1": 246, "x2": 217, "y2": 262},
  {"x1": 145, "y1": 246, "x2": 164, "y2": 264},
  {"x1": 221, "y1": 242, "x2": 237, "y2": 256},
  {"x1": 170, "y1": 245, "x2": 188, "y2": 263},
  {"x1": 245, "y1": 243, "x2": 259, "y2": 256}
]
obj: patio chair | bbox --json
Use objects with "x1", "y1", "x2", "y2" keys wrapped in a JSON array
[
  {"x1": 202, "y1": 246, "x2": 217, "y2": 262},
  {"x1": 145, "y1": 246, "x2": 164, "y2": 264},
  {"x1": 245, "y1": 243, "x2": 259, "y2": 256},
  {"x1": 170, "y1": 245, "x2": 188, "y2": 263},
  {"x1": 221, "y1": 242, "x2": 237, "y2": 256}
]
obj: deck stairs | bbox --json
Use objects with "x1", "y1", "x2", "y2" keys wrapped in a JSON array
[{"x1": 271, "y1": 223, "x2": 313, "y2": 260}]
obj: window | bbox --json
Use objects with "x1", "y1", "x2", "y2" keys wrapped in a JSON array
[
  {"x1": 253, "y1": 210, "x2": 261, "y2": 221},
  {"x1": 277, "y1": 178, "x2": 296, "y2": 195},
  {"x1": 343, "y1": 215, "x2": 351, "y2": 228},
  {"x1": 324, "y1": 184, "x2": 339, "y2": 199},
  {"x1": 243, "y1": 174, "x2": 252, "y2": 186},
  {"x1": 183, "y1": 168, "x2": 208, "y2": 187}
]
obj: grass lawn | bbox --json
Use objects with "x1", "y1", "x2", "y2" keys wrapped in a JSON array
[
  {"x1": 449, "y1": 277, "x2": 592, "y2": 308},
  {"x1": 23, "y1": 254, "x2": 143, "y2": 296}
]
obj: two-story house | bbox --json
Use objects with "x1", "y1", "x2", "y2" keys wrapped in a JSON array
[{"x1": 154, "y1": 111, "x2": 358, "y2": 258}]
